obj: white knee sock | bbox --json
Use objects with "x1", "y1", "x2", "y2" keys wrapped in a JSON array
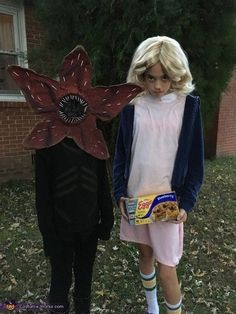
[
  {"x1": 140, "y1": 269, "x2": 159, "y2": 314},
  {"x1": 165, "y1": 298, "x2": 182, "y2": 314}
]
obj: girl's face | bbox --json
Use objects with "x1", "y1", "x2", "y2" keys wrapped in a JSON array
[{"x1": 143, "y1": 63, "x2": 171, "y2": 98}]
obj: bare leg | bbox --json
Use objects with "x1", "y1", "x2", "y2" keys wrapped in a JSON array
[
  {"x1": 138, "y1": 243, "x2": 155, "y2": 274},
  {"x1": 158, "y1": 263, "x2": 181, "y2": 304},
  {"x1": 138, "y1": 243, "x2": 159, "y2": 314}
]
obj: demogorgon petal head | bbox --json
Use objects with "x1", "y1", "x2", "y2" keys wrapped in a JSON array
[{"x1": 8, "y1": 46, "x2": 142, "y2": 159}]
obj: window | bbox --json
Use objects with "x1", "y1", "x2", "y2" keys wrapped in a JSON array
[{"x1": 0, "y1": 0, "x2": 27, "y2": 101}]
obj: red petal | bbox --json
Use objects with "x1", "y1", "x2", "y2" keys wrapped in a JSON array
[
  {"x1": 58, "y1": 46, "x2": 92, "y2": 90},
  {"x1": 23, "y1": 116, "x2": 67, "y2": 149},
  {"x1": 67, "y1": 115, "x2": 109, "y2": 159},
  {"x1": 88, "y1": 84, "x2": 142, "y2": 120},
  {"x1": 8, "y1": 66, "x2": 59, "y2": 112}
]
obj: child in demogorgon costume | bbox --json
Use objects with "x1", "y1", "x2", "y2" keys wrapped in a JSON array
[
  {"x1": 113, "y1": 36, "x2": 204, "y2": 314},
  {"x1": 8, "y1": 46, "x2": 141, "y2": 314}
]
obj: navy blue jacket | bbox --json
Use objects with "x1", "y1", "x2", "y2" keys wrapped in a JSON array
[{"x1": 113, "y1": 94, "x2": 204, "y2": 212}]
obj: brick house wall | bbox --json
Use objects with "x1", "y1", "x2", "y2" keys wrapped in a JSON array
[
  {"x1": 216, "y1": 71, "x2": 236, "y2": 156},
  {"x1": 0, "y1": 102, "x2": 39, "y2": 181},
  {"x1": 0, "y1": 1, "x2": 42, "y2": 182}
]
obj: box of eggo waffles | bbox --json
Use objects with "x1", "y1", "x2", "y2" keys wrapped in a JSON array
[{"x1": 125, "y1": 191, "x2": 179, "y2": 225}]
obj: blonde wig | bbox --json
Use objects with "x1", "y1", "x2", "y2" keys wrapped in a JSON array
[{"x1": 127, "y1": 36, "x2": 194, "y2": 95}]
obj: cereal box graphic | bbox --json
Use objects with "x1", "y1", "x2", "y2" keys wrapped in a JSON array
[{"x1": 125, "y1": 191, "x2": 179, "y2": 225}]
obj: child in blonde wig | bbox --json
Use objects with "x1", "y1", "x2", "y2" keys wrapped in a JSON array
[
  {"x1": 113, "y1": 36, "x2": 204, "y2": 313},
  {"x1": 127, "y1": 36, "x2": 194, "y2": 94}
]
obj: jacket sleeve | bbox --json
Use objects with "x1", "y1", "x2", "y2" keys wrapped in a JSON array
[
  {"x1": 112, "y1": 110, "x2": 129, "y2": 203},
  {"x1": 35, "y1": 148, "x2": 63, "y2": 255},
  {"x1": 97, "y1": 160, "x2": 114, "y2": 240},
  {"x1": 179, "y1": 98, "x2": 204, "y2": 212}
]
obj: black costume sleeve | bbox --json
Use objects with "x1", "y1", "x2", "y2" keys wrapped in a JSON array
[
  {"x1": 97, "y1": 160, "x2": 114, "y2": 240},
  {"x1": 35, "y1": 148, "x2": 63, "y2": 255}
]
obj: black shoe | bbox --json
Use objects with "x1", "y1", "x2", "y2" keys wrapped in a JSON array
[{"x1": 73, "y1": 295, "x2": 91, "y2": 314}]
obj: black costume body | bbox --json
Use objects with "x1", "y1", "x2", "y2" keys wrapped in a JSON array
[{"x1": 35, "y1": 137, "x2": 114, "y2": 314}]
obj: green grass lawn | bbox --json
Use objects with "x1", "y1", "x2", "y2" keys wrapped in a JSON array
[{"x1": 0, "y1": 157, "x2": 235, "y2": 313}]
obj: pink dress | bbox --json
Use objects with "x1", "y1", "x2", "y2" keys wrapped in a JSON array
[{"x1": 120, "y1": 92, "x2": 186, "y2": 266}]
